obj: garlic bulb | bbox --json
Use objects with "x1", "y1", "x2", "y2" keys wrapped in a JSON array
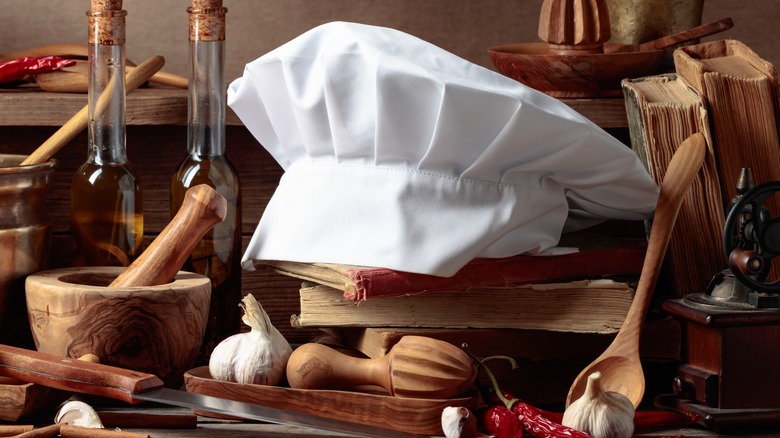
[
  {"x1": 562, "y1": 372, "x2": 635, "y2": 438},
  {"x1": 54, "y1": 400, "x2": 104, "y2": 428},
  {"x1": 441, "y1": 406, "x2": 487, "y2": 438},
  {"x1": 209, "y1": 294, "x2": 293, "y2": 385}
]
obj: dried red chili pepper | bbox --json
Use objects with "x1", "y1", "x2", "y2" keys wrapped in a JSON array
[
  {"x1": 471, "y1": 353, "x2": 696, "y2": 437},
  {"x1": 473, "y1": 355, "x2": 593, "y2": 438},
  {"x1": 0, "y1": 56, "x2": 75, "y2": 84}
]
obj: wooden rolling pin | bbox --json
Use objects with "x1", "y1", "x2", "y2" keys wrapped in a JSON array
[
  {"x1": 286, "y1": 336, "x2": 477, "y2": 399},
  {"x1": 109, "y1": 184, "x2": 227, "y2": 288},
  {"x1": 21, "y1": 55, "x2": 165, "y2": 166}
]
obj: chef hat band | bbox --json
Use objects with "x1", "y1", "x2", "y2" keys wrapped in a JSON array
[{"x1": 229, "y1": 21, "x2": 659, "y2": 277}]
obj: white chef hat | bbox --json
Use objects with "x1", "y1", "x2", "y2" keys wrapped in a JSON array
[{"x1": 229, "y1": 21, "x2": 658, "y2": 277}]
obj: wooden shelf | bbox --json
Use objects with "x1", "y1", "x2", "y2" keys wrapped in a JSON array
[
  {"x1": 0, "y1": 87, "x2": 627, "y2": 128},
  {"x1": 0, "y1": 87, "x2": 239, "y2": 127}
]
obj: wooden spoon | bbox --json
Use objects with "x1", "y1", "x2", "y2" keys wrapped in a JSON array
[
  {"x1": 565, "y1": 132, "x2": 707, "y2": 408},
  {"x1": 35, "y1": 59, "x2": 188, "y2": 92},
  {"x1": 286, "y1": 336, "x2": 477, "y2": 399},
  {"x1": 21, "y1": 55, "x2": 165, "y2": 166},
  {"x1": 604, "y1": 17, "x2": 734, "y2": 53},
  {"x1": 109, "y1": 184, "x2": 227, "y2": 288}
]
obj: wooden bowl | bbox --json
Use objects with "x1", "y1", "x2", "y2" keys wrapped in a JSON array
[
  {"x1": 488, "y1": 42, "x2": 666, "y2": 98},
  {"x1": 25, "y1": 266, "x2": 210, "y2": 388}
]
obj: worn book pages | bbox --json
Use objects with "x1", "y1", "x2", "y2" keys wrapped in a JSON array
[
  {"x1": 623, "y1": 74, "x2": 725, "y2": 296},
  {"x1": 291, "y1": 279, "x2": 635, "y2": 334},
  {"x1": 674, "y1": 39, "x2": 780, "y2": 205}
]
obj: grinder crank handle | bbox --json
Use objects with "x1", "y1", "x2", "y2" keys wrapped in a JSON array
[
  {"x1": 109, "y1": 184, "x2": 227, "y2": 288},
  {"x1": 0, "y1": 344, "x2": 162, "y2": 404}
]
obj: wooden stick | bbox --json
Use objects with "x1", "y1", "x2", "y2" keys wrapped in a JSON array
[
  {"x1": 60, "y1": 425, "x2": 149, "y2": 438},
  {"x1": 20, "y1": 55, "x2": 165, "y2": 166},
  {"x1": 0, "y1": 425, "x2": 33, "y2": 437},
  {"x1": 97, "y1": 411, "x2": 197, "y2": 429},
  {"x1": 11, "y1": 424, "x2": 61, "y2": 438}
]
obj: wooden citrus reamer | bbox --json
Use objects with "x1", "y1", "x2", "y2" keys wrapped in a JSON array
[{"x1": 286, "y1": 336, "x2": 477, "y2": 400}]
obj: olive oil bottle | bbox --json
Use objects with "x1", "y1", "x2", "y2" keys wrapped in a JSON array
[
  {"x1": 172, "y1": 0, "x2": 242, "y2": 363},
  {"x1": 71, "y1": 0, "x2": 143, "y2": 267}
]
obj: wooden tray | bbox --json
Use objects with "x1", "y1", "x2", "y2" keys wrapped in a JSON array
[{"x1": 184, "y1": 367, "x2": 478, "y2": 436}]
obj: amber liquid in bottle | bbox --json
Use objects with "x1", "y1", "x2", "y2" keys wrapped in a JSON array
[
  {"x1": 71, "y1": 6, "x2": 143, "y2": 267},
  {"x1": 172, "y1": 3, "x2": 241, "y2": 364}
]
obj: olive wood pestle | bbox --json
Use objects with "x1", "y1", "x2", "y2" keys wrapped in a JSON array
[
  {"x1": 286, "y1": 336, "x2": 477, "y2": 399},
  {"x1": 109, "y1": 184, "x2": 227, "y2": 288}
]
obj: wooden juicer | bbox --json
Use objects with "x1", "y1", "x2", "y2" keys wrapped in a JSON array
[{"x1": 658, "y1": 168, "x2": 780, "y2": 430}]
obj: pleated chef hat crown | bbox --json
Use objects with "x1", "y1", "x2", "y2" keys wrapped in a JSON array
[{"x1": 229, "y1": 21, "x2": 659, "y2": 277}]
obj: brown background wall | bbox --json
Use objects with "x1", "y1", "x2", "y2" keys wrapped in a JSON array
[{"x1": 1, "y1": 0, "x2": 778, "y2": 83}]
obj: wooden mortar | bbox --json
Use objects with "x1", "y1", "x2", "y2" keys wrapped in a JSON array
[
  {"x1": 25, "y1": 267, "x2": 210, "y2": 388},
  {"x1": 25, "y1": 185, "x2": 227, "y2": 388}
]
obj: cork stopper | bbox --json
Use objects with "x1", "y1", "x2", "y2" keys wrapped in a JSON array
[
  {"x1": 189, "y1": 0, "x2": 227, "y2": 42},
  {"x1": 91, "y1": 0, "x2": 123, "y2": 12},
  {"x1": 88, "y1": 0, "x2": 126, "y2": 45},
  {"x1": 192, "y1": 0, "x2": 222, "y2": 8}
]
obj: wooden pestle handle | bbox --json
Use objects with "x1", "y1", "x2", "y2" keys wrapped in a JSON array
[
  {"x1": 287, "y1": 336, "x2": 477, "y2": 399},
  {"x1": 21, "y1": 55, "x2": 165, "y2": 166},
  {"x1": 109, "y1": 184, "x2": 227, "y2": 288},
  {"x1": 286, "y1": 343, "x2": 394, "y2": 394}
]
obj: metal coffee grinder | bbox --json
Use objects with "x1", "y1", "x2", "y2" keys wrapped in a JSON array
[{"x1": 658, "y1": 168, "x2": 780, "y2": 429}]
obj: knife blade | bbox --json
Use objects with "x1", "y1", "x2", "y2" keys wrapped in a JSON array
[{"x1": 0, "y1": 345, "x2": 422, "y2": 438}]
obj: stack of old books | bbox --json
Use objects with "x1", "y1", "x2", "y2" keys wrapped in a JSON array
[
  {"x1": 623, "y1": 39, "x2": 780, "y2": 297},
  {"x1": 259, "y1": 229, "x2": 682, "y2": 405}
]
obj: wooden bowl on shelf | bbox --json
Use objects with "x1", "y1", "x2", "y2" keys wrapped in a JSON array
[
  {"x1": 25, "y1": 266, "x2": 210, "y2": 388},
  {"x1": 488, "y1": 42, "x2": 666, "y2": 98}
]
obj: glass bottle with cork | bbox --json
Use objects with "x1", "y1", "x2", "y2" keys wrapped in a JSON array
[
  {"x1": 71, "y1": 0, "x2": 143, "y2": 267},
  {"x1": 171, "y1": 0, "x2": 242, "y2": 363}
]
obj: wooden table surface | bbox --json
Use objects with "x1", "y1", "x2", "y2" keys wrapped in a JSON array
[{"x1": 9, "y1": 403, "x2": 779, "y2": 438}]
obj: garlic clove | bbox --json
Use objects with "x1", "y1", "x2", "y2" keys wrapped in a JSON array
[
  {"x1": 54, "y1": 400, "x2": 104, "y2": 428},
  {"x1": 441, "y1": 406, "x2": 488, "y2": 438},
  {"x1": 562, "y1": 372, "x2": 635, "y2": 438}
]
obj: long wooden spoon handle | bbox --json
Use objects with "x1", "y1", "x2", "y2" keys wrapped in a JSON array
[
  {"x1": 638, "y1": 17, "x2": 734, "y2": 52},
  {"x1": 21, "y1": 55, "x2": 165, "y2": 166},
  {"x1": 109, "y1": 184, "x2": 227, "y2": 288},
  {"x1": 622, "y1": 132, "x2": 707, "y2": 333}
]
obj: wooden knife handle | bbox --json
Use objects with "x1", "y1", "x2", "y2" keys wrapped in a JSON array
[
  {"x1": 0, "y1": 345, "x2": 163, "y2": 404},
  {"x1": 109, "y1": 184, "x2": 227, "y2": 288}
]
